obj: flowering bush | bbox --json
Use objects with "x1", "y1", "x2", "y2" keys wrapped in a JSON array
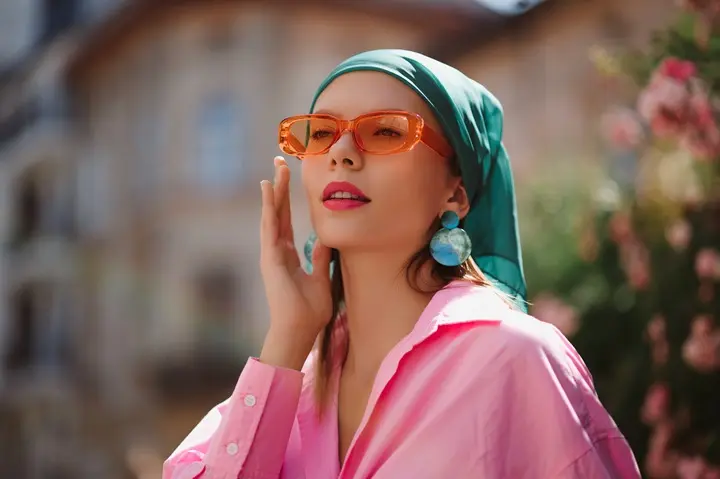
[{"x1": 587, "y1": 5, "x2": 720, "y2": 477}]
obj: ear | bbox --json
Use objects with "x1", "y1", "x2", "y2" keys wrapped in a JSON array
[{"x1": 443, "y1": 178, "x2": 471, "y2": 220}]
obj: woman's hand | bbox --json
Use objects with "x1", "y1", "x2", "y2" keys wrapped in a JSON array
[{"x1": 258, "y1": 156, "x2": 333, "y2": 370}]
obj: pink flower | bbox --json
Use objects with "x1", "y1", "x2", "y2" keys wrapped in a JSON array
[
  {"x1": 609, "y1": 211, "x2": 634, "y2": 245},
  {"x1": 705, "y1": 467, "x2": 720, "y2": 479},
  {"x1": 530, "y1": 293, "x2": 579, "y2": 337},
  {"x1": 682, "y1": 90, "x2": 720, "y2": 160},
  {"x1": 620, "y1": 240, "x2": 651, "y2": 290},
  {"x1": 646, "y1": 422, "x2": 679, "y2": 478},
  {"x1": 682, "y1": 316, "x2": 720, "y2": 372},
  {"x1": 638, "y1": 78, "x2": 691, "y2": 138},
  {"x1": 647, "y1": 315, "x2": 667, "y2": 343},
  {"x1": 658, "y1": 57, "x2": 698, "y2": 82},
  {"x1": 647, "y1": 315, "x2": 671, "y2": 366},
  {"x1": 691, "y1": 314, "x2": 714, "y2": 336},
  {"x1": 638, "y1": 58, "x2": 698, "y2": 139},
  {"x1": 695, "y1": 248, "x2": 720, "y2": 279},
  {"x1": 666, "y1": 219, "x2": 693, "y2": 251},
  {"x1": 601, "y1": 107, "x2": 646, "y2": 149},
  {"x1": 690, "y1": 87, "x2": 719, "y2": 130},
  {"x1": 683, "y1": 335, "x2": 719, "y2": 371},
  {"x1": 642, "y1": 383, "x2": 670, "y2": 425},
  {"x1": 677, "y1": 456, "x2": 710, "y2": 479}
]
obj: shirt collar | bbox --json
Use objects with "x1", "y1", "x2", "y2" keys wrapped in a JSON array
[
  {"x1": 410, "y1": 280, "x2": 511, "y2": 340},
  {"x1": 311, "y1": 280, "x2": 512, "y2": 380}
]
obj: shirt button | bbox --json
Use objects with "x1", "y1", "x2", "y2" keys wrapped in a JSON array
[
  {"x1": 226, "y1": 442, "x2": 239, "y2": 456},
  {"x1": 244, "y1": 394, "x2": 257, "y2": 407}
]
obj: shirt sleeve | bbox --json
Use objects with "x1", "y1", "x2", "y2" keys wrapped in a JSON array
[
  {"x1": 502, "y1": 322, "x2": 641, "y2": 479},
  {"x1": 162, "y1": 357, "x2": 304, "y2": 479}
]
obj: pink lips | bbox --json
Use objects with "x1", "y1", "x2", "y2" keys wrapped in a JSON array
[{"x1": 322, "y1": 181, "x2": 370, "y2": 211}]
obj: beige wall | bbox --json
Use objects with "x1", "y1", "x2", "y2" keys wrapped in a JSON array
[{"x1": 456, "y1": 0, "x2": 677, "y2": 177}]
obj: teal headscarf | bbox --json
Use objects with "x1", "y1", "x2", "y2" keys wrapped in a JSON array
[{"x1": 309, "y1": 49, "x2": 527, "y2": 312}]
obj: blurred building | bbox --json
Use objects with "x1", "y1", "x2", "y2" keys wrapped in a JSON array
[
  {"x1": 0, "y1": 0, "x2": 675, "y2": 477},
  {"x1": 0, "y1": 0, "x2": 502, "y2": 477}
]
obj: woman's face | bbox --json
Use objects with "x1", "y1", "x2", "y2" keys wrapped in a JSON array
[{"x1": 302, "y1": 71, "x2": 468, "y2": 256}]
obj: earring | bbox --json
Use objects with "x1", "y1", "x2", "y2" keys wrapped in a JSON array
[
  {"x1": 303, "y1": 231, "x2": 336, "y2": 277},
  {"x1": 429, "y1": 211, "x2": 472, "y2": 267},
  {"x1": 303, "y1": 231, "x2": 317, "y2": 273}
]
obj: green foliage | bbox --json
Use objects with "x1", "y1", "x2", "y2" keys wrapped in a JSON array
[
  {"x1": 519, "y1": 164, "x2": 598, "y2": 291},
  {"x1": 523, "y1": 9, "x2": 720, "y2": 474},
  {"x1": 621, "y1": 13, "x2": 720, "y2": 96}
]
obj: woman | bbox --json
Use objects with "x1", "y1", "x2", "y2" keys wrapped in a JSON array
[{"x1": 163, "y1": 50, "x2": 640, "y2": 479}]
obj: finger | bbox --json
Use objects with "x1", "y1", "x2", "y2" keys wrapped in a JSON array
[
  {"x1": 275, "y1": 158, "x2": 294, "y2": 243},
  {"x1": 310, "y1": 241, "x2": 332, "y2": 282},
  {"x1": 272, "y1": 158, "x2": 301, "y2": 270},
  {"x1": 260, "y1": 180, "x2": 279, "y2": 261},
  {"x1": 272, "y1": 157, "x2": 287, "y2": 236}
]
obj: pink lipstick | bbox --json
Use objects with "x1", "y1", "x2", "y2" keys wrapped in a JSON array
[{"x1": 322, "y1": 181, "x2": 370, "y2": 211}]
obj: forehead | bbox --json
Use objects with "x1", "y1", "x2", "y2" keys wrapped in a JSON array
[{"x1": 313, "y1": 71, "x2": 434, "y2": 122}]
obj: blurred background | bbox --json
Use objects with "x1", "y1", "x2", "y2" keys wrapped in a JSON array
[{"x1": 0, "y1": 0, "x2": 718, "y2": 477}]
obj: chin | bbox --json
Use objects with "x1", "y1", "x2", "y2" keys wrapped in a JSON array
[
  {"x1": 315, "y1": 228, "x2": 369, "y2": 251},
  {"x1": 312, "y1": 209, "x2": 375, "y2": 249}
]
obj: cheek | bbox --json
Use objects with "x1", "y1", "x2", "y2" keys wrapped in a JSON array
[
  {"x1": 372, "y1": 155, "x2": 448, "y2": 229},
  {"x1": 300, "y1": 158, "x2": 329, "y2": 227},
  {"x1": 385, "y1": 154, "x2": 449, "y2": 210},
  {"x1": 300, "y1": 159, "x2": 322, "y2": 201}
]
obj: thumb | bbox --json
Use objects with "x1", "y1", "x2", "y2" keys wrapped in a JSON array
[{"x1": 310, "y1": 241, "x2": 332, "y2": 282}]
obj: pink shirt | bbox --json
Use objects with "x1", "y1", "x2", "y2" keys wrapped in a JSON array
[{"x1": 164, "y1": 282, "x2": 640, "y2": 479}]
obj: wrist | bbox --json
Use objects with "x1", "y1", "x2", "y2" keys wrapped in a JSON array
[{"x1": 260, "y1": 327, "x2": 317, "y2": 371}]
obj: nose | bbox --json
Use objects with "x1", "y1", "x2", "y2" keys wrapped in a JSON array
[{"x1": 327, "y1": 131, "x2": 363, "y2": 170}]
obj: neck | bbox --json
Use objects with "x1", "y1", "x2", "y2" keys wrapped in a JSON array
[{"x1": 338, "y1": 248, "x2": 438, "y2": 380}]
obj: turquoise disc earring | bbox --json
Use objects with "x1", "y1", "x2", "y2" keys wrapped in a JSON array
[
  {"x1": 429, "y1": 211, "x2": 472, "y2": 267},
  {"x1": 303, "y1": 231, "x2": 317, "y2": 273},
  {"x1": 302, "y1": 231, "x2": 335, "y2": 277}
]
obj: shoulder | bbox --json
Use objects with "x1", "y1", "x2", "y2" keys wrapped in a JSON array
[
  {"x1": 436, "y1": 282, "x2": 572, "y2": 356},
  {"x1": 437, "y1": 294, "x2": 635, "y2": 477},
  {"x1": 493, "y1": 309, "x2": 576, "y2": 361},
  {"x1": 434, "y1": 284, "x2": 592, "y2": 388}
]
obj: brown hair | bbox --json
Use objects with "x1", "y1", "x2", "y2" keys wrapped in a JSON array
[{"x1": 312, "y1": 159, "x2": 496, "y2": 411}]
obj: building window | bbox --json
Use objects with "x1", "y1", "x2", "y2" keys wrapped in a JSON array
[
  {"x1": 12, "y1": 173, "x2": 42, "y2": 245},
  {"x1": 192, "y1": 265, "x2": 239, "y2": 358},
  {"x1": 40, "y1": 0, "x2": 78, "y2": 43},
  {"x1": 4, "y1": 287, "x2": 36, "y2": 371},
  {"x1": 196, "y1": 93, "x2": 243, "y2": 192}
]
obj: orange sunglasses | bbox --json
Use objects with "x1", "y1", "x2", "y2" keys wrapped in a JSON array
[{"x1": 278, "y1": 110, "x2": 453, "y2": 159}]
